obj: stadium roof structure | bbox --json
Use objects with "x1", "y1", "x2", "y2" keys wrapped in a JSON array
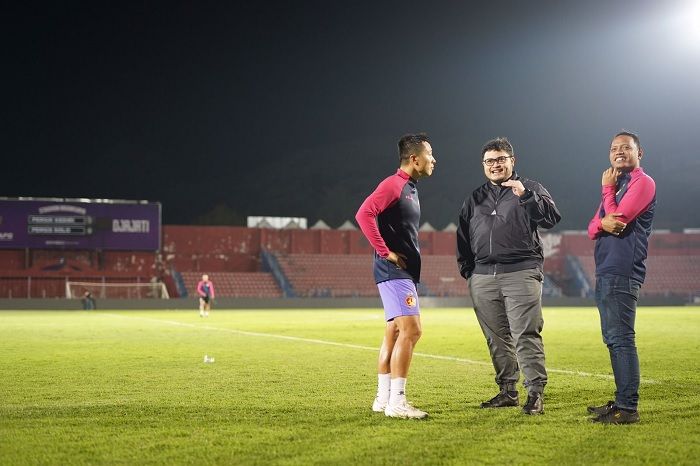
[
  {"x1": 337, "y1": 220, "x2": 358, "y2": 231},
  {"x1": 247, "y1": 216, "x2": 308, "y2": 229},
  {"x1": 419, "y1": 222, "x2": 436, "y2": 232},
  {"x1": 442, "y1": 222, "x2": 457, "y2": 232},
  {"x1": 254, "y1": 218, "x2": 274, "y2": 229},
  {"x1": 310, "y1": 220, "x2": 331, "y2": 230}
]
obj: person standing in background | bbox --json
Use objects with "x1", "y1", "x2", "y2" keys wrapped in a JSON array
[
  {"x1": 586, "y1": 131, "x2": 656, "y2": 424},
  {"x1": 197, "y1": 274, "x2": 215, "y2": 317},
  {"x1": 356, "y1": 133, "x2": 436, "y2": 419},
  {"x1": 457, "y1": 137, "x2": 561, "y2": 415}
]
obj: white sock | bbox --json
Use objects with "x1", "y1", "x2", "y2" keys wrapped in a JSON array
[
  {"x1": 377, "y1": 373, "x2": 391, "y2": 403},
  {"x1": 389, "y1": 377, "x2": 407, "y2": 406}
]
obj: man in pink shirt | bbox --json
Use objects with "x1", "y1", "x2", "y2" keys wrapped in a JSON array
[
  {"x1": 356, "y1": 133, "x2": 436, "y2": 419},
  {"x1": 586, "y1": 131, "x2": 656, "y2": 424},
  {"x1": 196, "y1": 274, "x2": 216, "y2": 317}
]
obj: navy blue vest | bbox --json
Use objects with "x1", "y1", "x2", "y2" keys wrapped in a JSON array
[{"x1": 594, "y1": 172, "x2": 656, "y2": 283}]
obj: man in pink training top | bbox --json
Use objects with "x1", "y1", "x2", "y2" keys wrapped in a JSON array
[
  {"x1": 197, "y1": 274, "x2": 216, "y2": 317},
  {"x1": 586, "y1": 131, "x2": 656, "y2": 424},
  {"x1": 355, "y1": 133, "x2": 436, "y2": 419}
]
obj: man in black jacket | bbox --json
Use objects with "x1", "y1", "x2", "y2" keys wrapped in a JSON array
[{"x1": 457, "y1": 137, "x2": 561, "y2": 415}]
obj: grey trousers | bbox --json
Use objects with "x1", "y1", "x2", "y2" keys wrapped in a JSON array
[{"x1": 469, "y1": 268, "x2": 547, "y2": 394}]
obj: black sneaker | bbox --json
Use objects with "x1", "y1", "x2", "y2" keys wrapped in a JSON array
[
  {"x1": 591, "y1": 406, "x2": 640, "y2": 424},
  {"x1": 480, "y1": 390, "x2": 519, "y2": 408},
  {"x1": 587, "y1": 400, "x2": 615, "y2": 416},
  {"x1": 522, "y1": 392, "x2": 544, "y2": 415}
]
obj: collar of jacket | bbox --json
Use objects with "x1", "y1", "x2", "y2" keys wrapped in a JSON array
[{"x1": 487, "y1": 170, "x2": 520, "y2": 191}]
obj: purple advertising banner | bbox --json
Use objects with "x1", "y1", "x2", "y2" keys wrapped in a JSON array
[{"x1": 0, "y1": 198, "x2": 161, "y2": 250}]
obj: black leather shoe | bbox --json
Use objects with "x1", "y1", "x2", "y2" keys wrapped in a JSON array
[
  {"x1": 591, "y1": 406, "x2": 640, "y2": 424},
  {"x1": 480, "y1": 390, "x2": 519, "y2": 408},
  {"x1": 522, "y1": 392, "x2": 544, "y2": 415},
  {"x1": 587, "y1": 400, "x2": 615, "y2": 416}
]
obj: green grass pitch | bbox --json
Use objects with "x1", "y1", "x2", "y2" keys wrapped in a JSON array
[{"x1": 1, "y1": 307, "x2": 699, "y2": 465}]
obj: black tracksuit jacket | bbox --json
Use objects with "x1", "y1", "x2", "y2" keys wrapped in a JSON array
[{"x1": 457, "y1": 172, "x2": 561, "y2": 279}]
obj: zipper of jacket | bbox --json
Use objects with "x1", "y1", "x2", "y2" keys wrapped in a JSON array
[{"x1": 490, "y1": 190, "x2": 498, "y2": 276}]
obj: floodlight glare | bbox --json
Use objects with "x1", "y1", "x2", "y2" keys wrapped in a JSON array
[{"x1": 676, "y1": 1, "x2": 700, "y2": 47}]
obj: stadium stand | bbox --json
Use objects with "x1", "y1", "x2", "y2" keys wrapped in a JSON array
[
  {"x1": 0, "y1": 248, "x2": 161, "y2": 298},
  {"x1": 575, "y1": 255, "x2": 596, "y2": 290},
  {"x1": 275, "y1": 253, "x2": 378, "y2": 297},
  {"x1": 180, "y1": 271, "x2": 282, "y2": 298},
  {"x1": 419, "y1": 255, "x2": 468, "y2": 297},
  {"x1": 0, "y1": 250, "x2": 24, "y2": 270},
  {"x1": 641, "y1": 256, "x2": 700, "y2": 297},
  {"x1": 274, "y1": 253, "x2": 469, "y2": 298},
  {"x1": 576, "y1": 254, "x2": 700, "y2": 298},
  {"x1": 563, "y1": 231, "x2": 700, "y2": 299},
  {"x1": 1, "y1": 227, "x2": 698, "y2": 301}
]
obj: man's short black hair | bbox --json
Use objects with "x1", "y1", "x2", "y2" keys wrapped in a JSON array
[
  {"x1": 481, "y1": 137, "x2": 514, "y2": 158},
  {"x1": 613, "y1": 130, "x2": 641, "y2": 151},
  {"x1": 398, "y1": 133, "x2": 430, "y2": 164}
]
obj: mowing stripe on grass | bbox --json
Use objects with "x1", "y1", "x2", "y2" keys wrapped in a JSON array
[{"x1": 101, "y1": 313, "x2": 659, "y2": 384}]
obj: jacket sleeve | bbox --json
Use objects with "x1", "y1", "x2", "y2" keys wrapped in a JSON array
[
  {"x1": 456, "y1": 199, "x2": 475, "y2": 279},
  {"x1": 196, "y1": 281, "x2": 204, "y2": 297},
  {"x1": 587, "y1": 202, "x2": 604, "y2": 240},
  {"x1": 355, "y1": 178, "x2": 400, "y2": 258},
  {"x1": 519, "y1": 182, "x2": 561, "y2": 229},
  {"x1": 602, "y1": 175, "x2": 656, "y2": 224}
]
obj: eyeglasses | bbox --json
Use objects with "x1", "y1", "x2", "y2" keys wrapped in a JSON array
[{"x1": 482, "y1": 156, "x2": 512, "y2": 166}]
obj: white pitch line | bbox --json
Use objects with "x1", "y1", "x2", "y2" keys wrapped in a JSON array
[{"x1": 101, "y1": 313, "x2": 659, "y2": 384}]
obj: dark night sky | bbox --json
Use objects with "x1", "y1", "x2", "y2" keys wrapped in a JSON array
[{"x1": 5, "y1": 1, "x2": 700, "y2": 230}]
